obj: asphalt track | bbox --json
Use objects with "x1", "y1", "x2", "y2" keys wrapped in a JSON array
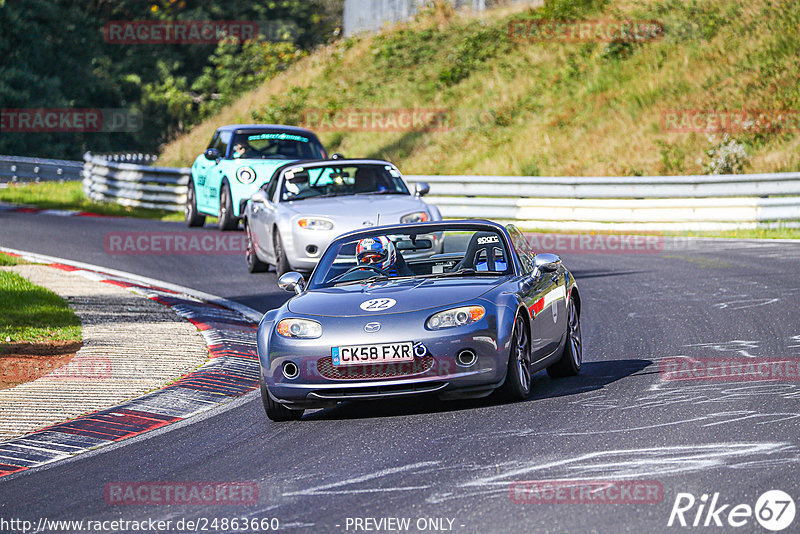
[{"x1": 2, "y1": 210, "x2": 800, "y2": 533}]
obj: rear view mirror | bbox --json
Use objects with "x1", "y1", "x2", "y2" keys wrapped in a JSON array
[
  {"x1": 395, "y1": 239, "x2": 433, "y2": 251},
  {"x1": 287, "y1": 173, "x2": 309, "y2": 184},
  {"x1": 278, "y1": 272, "x2": 305, "y2": 294},
  {"x1": 533, "y1": 253, "x2": 561, "y2": 274},
  {"x1": 250, "y1": 190, "x2": 269, "y2": 204}
]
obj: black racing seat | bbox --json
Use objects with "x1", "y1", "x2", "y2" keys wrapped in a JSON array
[
  {"x1": 353, "y1": 168, "x2": 378, "y2": 193},
  {"x1": 453, "y1": 231, "x2": 506, "y2": 272}
]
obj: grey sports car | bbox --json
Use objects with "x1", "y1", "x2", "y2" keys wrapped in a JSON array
[
  {"x1": 256, "y1": 220, "x2": 582, "y2": 421},
  {"x1": 242, "y1": 158, "x2": 441, "y2": 276}
]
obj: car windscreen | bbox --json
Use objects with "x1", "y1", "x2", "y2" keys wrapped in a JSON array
[
  {"x1": 230, "y1": 131, "x2": 325, "y2": 160},
  {"x1": 279, "y1": 164, "x2": 410, "y2": 202},
  {"x1": 308, "y1": 227, "x2": 513, "y2": 289}
]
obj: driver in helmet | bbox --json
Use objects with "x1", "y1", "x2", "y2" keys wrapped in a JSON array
[{"x1": 356, "y1": 236, "x2": 410, "y2": 277}]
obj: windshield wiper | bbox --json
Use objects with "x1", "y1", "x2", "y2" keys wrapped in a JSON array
[
  {"x1": 332, "y1": 275, "x2": 388, "y2": 286},
  {"x1": 294, "y1": 192, "x2": 346, "y2": 200},
  {"x1": 355, "y1": 190, "x2": 406, "y2": 195}
]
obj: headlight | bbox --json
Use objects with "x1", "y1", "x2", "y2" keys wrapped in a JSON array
[
  {"x1": 298, "y1": 218, "x2": 334, "y2": 230},
  {"x1": 426, "y1": 306, "x2": 485, "y2": 330},
  {"x1": 236, "y1": 166, "x2": 257, "y2": 184},
  {"x1": 276, "y1": 318, "x2": 322, "y2": 338},
  {"x1": 401, "y1": 211, "x2": 430, "y2": 224}
]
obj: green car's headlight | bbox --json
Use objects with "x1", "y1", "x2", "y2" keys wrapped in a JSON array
[
  {"x1": 426, "y1": 306, "x2": 485, "y2": 330},
  {"x1": 236, "y1": 166, "x2": 257, "y2": 184},
  {"x1": 277, "y1": 318, "x2": 322, "y2": 339}
]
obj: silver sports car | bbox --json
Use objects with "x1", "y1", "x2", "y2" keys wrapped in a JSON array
[
  {"x1": 242, "y1": 158, "x2": 441, "y2": 276},
  {"x1": 257, "y1": 220, "x2": 582, "y2": 421}
]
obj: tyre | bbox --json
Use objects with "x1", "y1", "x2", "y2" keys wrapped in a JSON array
[
  {"x1": 245, "y1": 219, "x2": 269, "y2": 273},
  {"x1": 546, "y1": 297, "x2": 582, "y2": 378},
  {"x1": 218, "y1": 181, "x2": 238, "y2": 231},
  {"x1": 260, "y1": 376, "x2": 303, "y2": 422},
  {"x1": 273, "y1": 230, "x2": 290, "y2": 277},
  {"x1": 185, "y1": 179, "x2": 206, "y2": 227},
  {"x1": 498, "y1": 313, "x2": 532, "y2": 401}
]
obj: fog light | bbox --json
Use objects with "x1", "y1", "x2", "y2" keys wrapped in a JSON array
[
  {"x1": 282, "y1": 361, "x2": 300, "y2": 379},
  {"x1": 456, "y1": 349, "x2": 477, "y2": 367}
]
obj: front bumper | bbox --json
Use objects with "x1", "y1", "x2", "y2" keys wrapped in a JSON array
[{"x1": 259, "y1": 313, "x2": 510, "y2": 407}]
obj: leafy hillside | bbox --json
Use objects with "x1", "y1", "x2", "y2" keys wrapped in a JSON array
[{"x1": 160, "y1": 0, "x2": 800, "y2": 177}]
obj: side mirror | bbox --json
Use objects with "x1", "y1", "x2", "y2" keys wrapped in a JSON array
[
  {"x1": 533, "y1": 253, "x2": 561, "y2": 276},
  {"x1": 204, "y1": 148, "x2": 221, "y2": 161},
  {"x1": 250, "y1": 189, "x2": 269, "y2": 205},
  {"x1": 330, "y1": 153, "x2": 345, "y2": 160},
  {"x1": 278, "y1": 272, "x2": 305, "y2": 294},
  {"x1": 414, "y1": 182, "x2": 430, "y2": 197}
]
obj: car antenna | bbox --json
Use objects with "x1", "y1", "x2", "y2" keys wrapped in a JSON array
[{"x1": 376, "y1": 213, "x2": 381, "y2": 226}]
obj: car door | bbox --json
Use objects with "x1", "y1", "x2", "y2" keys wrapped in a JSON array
[
  {"x1": 251, "y1": 173, "x2": 281, "y2": 258},
  {"x1": 512, "y1": 225, "x2": 567, "y2": 354},
  {"x1": 192, "y1": 132, "x2": 220, "y2": 213},
  {"x1": 507, "y1": 225, "x2": 561, "y2": 360},
  {"x1": 205, "y1": 130, "x2": 232, "y2": 215}
]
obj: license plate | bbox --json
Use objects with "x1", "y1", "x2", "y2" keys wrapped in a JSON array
[{"x1": 332, "y1": 342, "x2": 414, "y2": 366}]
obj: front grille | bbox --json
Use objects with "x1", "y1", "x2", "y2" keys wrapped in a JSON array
[{"x1": 316, "y1": 355, "x2": 435, "y2": 380}]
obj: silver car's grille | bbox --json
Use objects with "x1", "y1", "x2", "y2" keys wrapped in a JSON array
[{"x1": 316, "y1": 355, "x2": 435, "y2": 380}]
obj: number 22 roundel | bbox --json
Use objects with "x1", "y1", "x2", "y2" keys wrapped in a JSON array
[{"x1": 360, "y1": 298, "x2": 397, "y2": 311}]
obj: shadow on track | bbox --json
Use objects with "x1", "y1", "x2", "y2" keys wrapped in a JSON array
[
  {"x1": 569, "y1": 269, "x2": 648, "y2": 280},
  {"x1": 302, "y1": 358, "x2": 651, "y2": 421}
]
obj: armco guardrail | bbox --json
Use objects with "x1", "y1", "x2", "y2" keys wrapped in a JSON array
[
  {"x1": 403, "y1": 174, "x2": 800, "y2": 231},
  {"x1": 0, "y1": 155, "x2": 83, "y2": 184},
  {"x1": 8, "y1": 153, "x2": 800, "y2": 230},
  {"x1": 82, "y1": 152, "x2": 188, "y2": 212}
]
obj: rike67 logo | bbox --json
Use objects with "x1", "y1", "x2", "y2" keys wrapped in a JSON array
[{"x1": 668, "y1": 490, "x2": 796, "y2": 531}]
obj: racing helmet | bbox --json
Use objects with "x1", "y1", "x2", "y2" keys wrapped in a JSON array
[{"x1": 356, "y1": 236, "x2": 396, "y2": 271}]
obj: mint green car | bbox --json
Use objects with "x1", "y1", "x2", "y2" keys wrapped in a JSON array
[{"x1": 186, "y1": 124, "x2": 327, "y2": 230}]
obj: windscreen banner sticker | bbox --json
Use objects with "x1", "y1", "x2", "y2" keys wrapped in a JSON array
[
  {"x1": 360, "y1": 298, "x2": 397, "y2": 311},
  {"x1": 248, "y1": 133, "x2": 309, "y2": 143}
]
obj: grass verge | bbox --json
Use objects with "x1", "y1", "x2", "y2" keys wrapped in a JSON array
[
  {"x1": 160, "y1": 0, "x2": 800, "y2": 177},
  {"x1": 0, "y1": 270, "x2": 81, "y2": 344},
  {"x1": 0, "y1": 268, "x2": 83, "y2": 388},
  {"x1": 0, "y1": 253, "x2": 26, "y2": 266}
]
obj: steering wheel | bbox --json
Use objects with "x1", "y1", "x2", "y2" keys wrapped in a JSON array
[{"x1": 343, "y1": 264, "x2": 389, "y2": 278}]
